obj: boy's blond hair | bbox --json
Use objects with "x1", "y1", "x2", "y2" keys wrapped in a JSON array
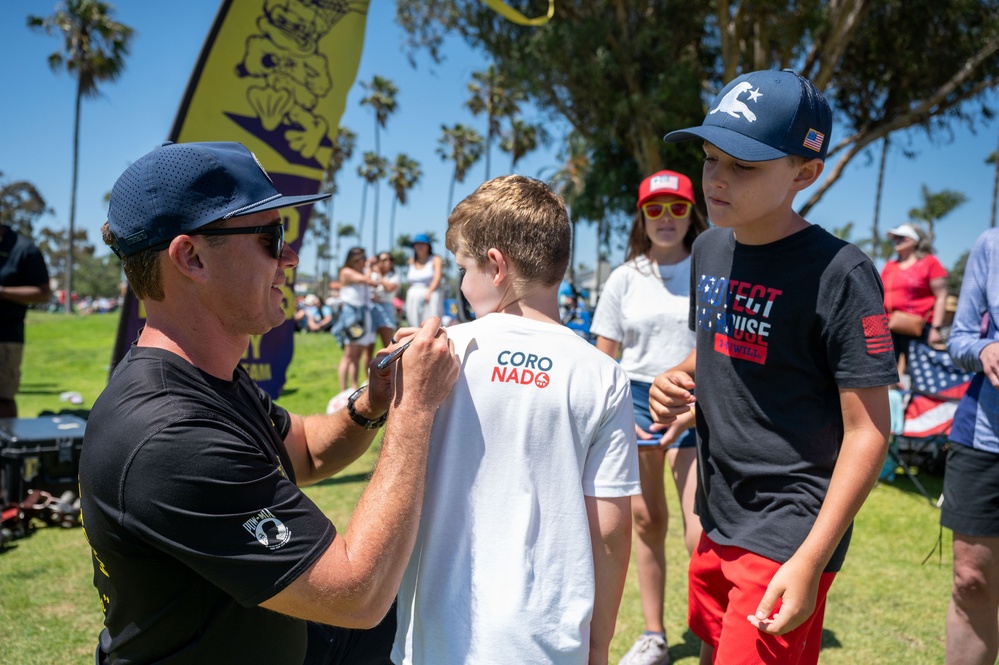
[{"x1": 446, "y1": 175, "x2": 570, "y2": 287}]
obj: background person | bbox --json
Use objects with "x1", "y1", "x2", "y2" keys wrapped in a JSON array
[
  {"x1": 943, "y1": 226, "x2": 999, "y2": 665},
  {"x1": 881, "y1": 222, "x2": 948, "y2": 371},
  {"x1": 81, "y1": 141, "x2": 459, "y2": 665},
  {"x1": 650, "y1": 69, "x2": 897, "y2": 665},
  {"x1": 333, "y1": 246, "x2": 380, "y2": 393},
  {"x1": 392, "y1": 175, "x2": 640, "y2": 665},
  {"x1": 405, "y1": 233, "x2": 443, "y2": 326},
  {"x1": 591, "y1": 169, "x2": 707, "y2": 665},
  {"x1": 369, "y1": 251, "x2": 400, "y2": 350},
  {"x1": 0, "y1": 223, "x2": 51, "y2": 417},
  {"x1": 301, "y1": 293, "x2": 334, "y2": 332}
]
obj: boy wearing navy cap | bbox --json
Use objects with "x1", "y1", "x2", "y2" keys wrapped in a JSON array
[
  {"x1": 649, "y1": 70, "x2": 898, "y2": 664},
  {"x1": 81, "y1": 141, "x2": 459, "y2": 664}
]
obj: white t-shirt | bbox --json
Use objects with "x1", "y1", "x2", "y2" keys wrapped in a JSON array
[
  {"x1": 392, "y1": 313, "x2": 640, "y2": 665},
  {"x1": 590, "y1": 254, "x2": 695, "y2": 383},
  {"x1": 339, "y1": 281, "x2": 369, "y2": 307}
]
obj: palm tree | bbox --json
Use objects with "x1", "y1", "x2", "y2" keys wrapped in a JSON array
[
  {"x1": 909, "y1": 184, "x2": 968, "y2": 242},
  {"x1": 359, "y1": 76, "x2": 398, "y2": 255},
  {"x1": 320, "y1": 127, "x2": 356, "y2": 286},
  {"x1": 870, "y1": 137, "x2": 889, "y2": 259},
  {"x1": 29, "y1": 0, "x2": 133, "y2": 314},
  {"x1": 500, "y1": 119, "x2": 544, "y2": 173},
  {"x1": 387, "y1": 154, "x2": 422, "y2": 251},
  {"x1": 356, "y1": 151, "x2": 388, "y2": 251},
  {"x1": 333, "y1": 224, "x2": 357, "y2": 276},
  {"x1": 465, "y1": 66, "x2": 522, "y2": 180},
  {"x1": 436, "y1": 124, "x2": 484, "y2": 214},
  {"x1": 545, "y1": 132, "x2": 591, "y2": 286}
]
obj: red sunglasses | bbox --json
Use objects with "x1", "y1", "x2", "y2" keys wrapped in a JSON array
[{"x1": 642, "y1": 201, "x2": 692, "y2": 220}]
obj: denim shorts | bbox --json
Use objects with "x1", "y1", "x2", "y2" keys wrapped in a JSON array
[{"x1": 631, "y1": 380, "x2": 696, "y2": 448}]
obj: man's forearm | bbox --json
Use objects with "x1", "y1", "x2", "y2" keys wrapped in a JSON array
[{"x1": 260, "y1": 402, "x2": 434, "y2": 628}]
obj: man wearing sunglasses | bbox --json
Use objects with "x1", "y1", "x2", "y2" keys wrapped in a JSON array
[{"x1": 82, "y1": 141, "x2": 459, "y2": 665}]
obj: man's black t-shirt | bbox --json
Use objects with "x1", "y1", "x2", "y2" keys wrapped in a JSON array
[
  {"x1": 689, "y1": 225, "x2": 898, "y2": 571},
  {"x1": 0, "y1": 225, "x2": 50, "y2": 343},
  {"x1": 80, "y1": 346, "x2": 336, "y2": 663}
]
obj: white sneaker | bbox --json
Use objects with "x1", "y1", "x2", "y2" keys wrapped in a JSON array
[{"x1": 618, "y1": 632, "x2": 670, "y2": 665}]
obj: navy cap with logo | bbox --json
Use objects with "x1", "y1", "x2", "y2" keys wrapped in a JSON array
[
  {"x1": 664, "y1": 69, "x2": 832, "y2": 162},
  {"x1": 107, "y1": 141, "x2": 330, "y2": 258}
]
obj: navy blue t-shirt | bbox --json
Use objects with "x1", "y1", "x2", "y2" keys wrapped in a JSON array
[{"x1": 689, "y1": 224, "x2": 898, "y2": 572}]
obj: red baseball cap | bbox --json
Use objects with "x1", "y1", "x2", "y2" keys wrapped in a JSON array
[{"x1": 636, "y1": 170, "x2": 695, "y2": 209}]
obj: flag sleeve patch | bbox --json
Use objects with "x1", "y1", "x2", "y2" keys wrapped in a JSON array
[{"x1": 862, "y1": 314, "x2": 894, "y2": 355}]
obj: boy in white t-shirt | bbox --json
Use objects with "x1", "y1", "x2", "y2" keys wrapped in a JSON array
[{"x1": 391, "y1": 175, "x2": 641, "y2": 665}]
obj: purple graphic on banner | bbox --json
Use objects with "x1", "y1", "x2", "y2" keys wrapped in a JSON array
[{"x1": 110, "y1": 0, "x2": 369, "y2": 401}]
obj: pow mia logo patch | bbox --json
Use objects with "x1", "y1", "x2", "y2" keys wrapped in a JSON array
[{"x1": 243, "y1": 508, "x2": 291, "y2": 550}]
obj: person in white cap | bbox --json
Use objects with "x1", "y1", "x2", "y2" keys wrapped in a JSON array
[
  {"x1": 81, "y1": 141, "x2": 459, "y2": 665},
  {"x1": 881, "y1": 222, "x2": 949, "y2": 369}
]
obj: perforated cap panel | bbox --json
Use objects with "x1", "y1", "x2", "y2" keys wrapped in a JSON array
[{"x1": 107, "y1": 142, "x2": 329, "y2": 256}]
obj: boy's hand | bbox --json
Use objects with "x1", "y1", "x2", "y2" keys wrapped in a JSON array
[
  {"x1": 636, "y1": 409, "x2": 695, "y2": 450},
  {"x1": 746, "y1": 554, "x2": 821, "y2": 636},
  {"x1": 649, "y1": 370, "x2": 696, "y2": 426}
]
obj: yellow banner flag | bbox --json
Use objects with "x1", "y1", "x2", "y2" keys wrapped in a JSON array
[
  {"x1": 113, "y1": 0, "x2": 369, "y2": 397},
  {"x1": 481, "y1": 0, "x2": 554, "y2": 26}
]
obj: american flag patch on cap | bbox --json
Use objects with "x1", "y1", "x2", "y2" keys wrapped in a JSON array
[
  {"x1": 803, "y1": 129, "x2": 825, "y2": 152},
  {"x1": 862, "y1": 314, "x2": 893, "y2": 355}
]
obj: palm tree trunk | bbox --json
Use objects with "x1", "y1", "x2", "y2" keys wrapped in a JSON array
[
  {"x1": 568, "y1": 205, "x2": 577, "y2": 285},
  {"x1": 872, "y1": 136, "x2": 888, "y2": 259},
  {"x1": 66, "y1": 79, "x2": 82, "y2": 314},
  {"x1": 358, "y1": 181, "x2": 367, "y2": 241},
  {"x1": 594, "y1": 217, "x2": 602, "y2": 299},
  {"x1": 447, "y1": 174, "x2": 457, "y2": 216},
  {"x1": 372, "y1": 122, "x2": 380, "y2": 254},
  {"x1": 372, "y1": 182, "x2": 380, "y2": 254},
  {"x1": 485, "y1": 130, "x2": 492, "y2": 181},
  {"x1": 389, "y1": 196, "x2": 398, "y2": 250},
  {"x1": 324, "y1": 194, "x2": 335, "y2": 296}
]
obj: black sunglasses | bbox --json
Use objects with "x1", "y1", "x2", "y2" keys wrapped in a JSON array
[{"x1": 189, "y1": 224, "x2": 285, "y2": 259}]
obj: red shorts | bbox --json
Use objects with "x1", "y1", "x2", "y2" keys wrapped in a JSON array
[{"x1": 688, "y1": 533, "x2": 837, "y2": 665}]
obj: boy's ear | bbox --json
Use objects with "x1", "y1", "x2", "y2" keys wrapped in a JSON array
[
  {"x1": 485, "y1": 247, "x2": 508, "y2": 285},
  {"x1": 791, "y1": 158, "x2": 825, "y2": 192}
]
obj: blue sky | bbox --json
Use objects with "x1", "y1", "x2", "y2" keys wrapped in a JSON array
[{"x1": 2, "y1": 0, "x2": 997, "y2": 281}]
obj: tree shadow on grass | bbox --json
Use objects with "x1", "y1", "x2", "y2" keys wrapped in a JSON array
[
  {"x1": 669, "y1": 630, "x2": 702, "y2": 662},
  {"x1": 17, "y1": 382, "x2": 61, "y2": 396}
]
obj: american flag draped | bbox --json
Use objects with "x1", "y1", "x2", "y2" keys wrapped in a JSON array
[{"x1": 902, "y1": 339, "x2": 974, "y2": 438}]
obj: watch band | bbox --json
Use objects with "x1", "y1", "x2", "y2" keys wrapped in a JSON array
[{"x1": 346, "y1": 385, "x2": 387, "y2": 430}]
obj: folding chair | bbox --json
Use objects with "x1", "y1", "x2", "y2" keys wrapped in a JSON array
[{"x1": 884, "y1": 338, "x2": 973, "y2": 504}]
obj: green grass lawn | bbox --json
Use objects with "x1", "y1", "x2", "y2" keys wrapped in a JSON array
[{"x1": 0, "y1": 312, "x2": 954, "y2": 663}]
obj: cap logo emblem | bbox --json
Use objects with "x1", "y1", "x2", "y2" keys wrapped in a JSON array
[
  {"x1": 709, "y1": 82, "x2": 762, "y2": 122},
  {"x1": 650, "y1": 174, "x2": 680, "y2": 192}
]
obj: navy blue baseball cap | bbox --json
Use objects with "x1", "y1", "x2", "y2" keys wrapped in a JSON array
[
  {"x1": 108, "y1": 141, "x2": 330, "y2": 257},
  {"x1": 664, "y1": 69, "x2": 832, "y2": 162}
]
